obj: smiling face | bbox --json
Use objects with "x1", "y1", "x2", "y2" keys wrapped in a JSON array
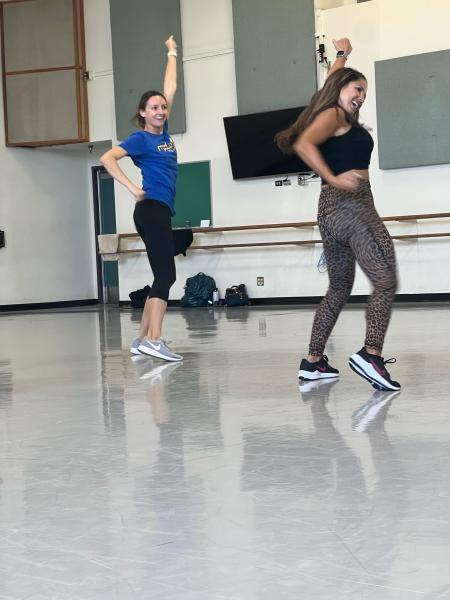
[
  {"x1": 338, "y1": 78, "x2": 368, "y2": 116},
  {"x1": 139, "y1": 95, "x2": 168, "y2": 133}
]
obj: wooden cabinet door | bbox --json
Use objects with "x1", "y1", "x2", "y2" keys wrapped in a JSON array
[{"x1": 1, "y1": 0, "x2": 89, "y2": 146}]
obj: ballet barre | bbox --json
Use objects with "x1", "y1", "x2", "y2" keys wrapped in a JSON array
[{"x1": 99, "y1": 211, "x2": 450, "y2": 257}]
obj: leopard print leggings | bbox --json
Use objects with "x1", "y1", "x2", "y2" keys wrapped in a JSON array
[{"x1": 309, "y1": 180, "x2": 398, "y2": 356}]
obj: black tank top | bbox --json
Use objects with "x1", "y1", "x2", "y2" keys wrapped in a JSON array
[{"x1": 319, "y1": 125, "x2": 374, "y2": 184}]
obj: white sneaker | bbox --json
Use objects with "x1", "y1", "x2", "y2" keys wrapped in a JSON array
[{"x1": 138, "y1": 338, "x2": 183, "y2": 362}]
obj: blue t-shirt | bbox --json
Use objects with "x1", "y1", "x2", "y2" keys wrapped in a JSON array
[{"x1": 119, "y1": 121, "x2": 177, "y2": 214}]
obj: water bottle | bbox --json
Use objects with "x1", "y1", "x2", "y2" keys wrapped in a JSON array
[{"x1": 213, "y1": 288, "x2": 219, "y2": 304}]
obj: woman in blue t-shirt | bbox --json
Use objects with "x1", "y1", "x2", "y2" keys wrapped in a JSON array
[{"x1": 101, "y1": 35, "x2": 182, "y2": 363}]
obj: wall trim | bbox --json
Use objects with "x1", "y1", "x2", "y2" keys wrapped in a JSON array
[
  {"x1": 245, "y1": 293, "x2": 450, "y2": 306},
  {"x1": 0, "y1": 299, "x2": 98, "y2": 312},
  {"x1": 119, "y1": 293, "x2": 450, "y2": 309}
]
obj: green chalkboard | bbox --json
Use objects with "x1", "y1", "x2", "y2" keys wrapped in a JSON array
[{"x1": 172, "y1": 161, "x2": 211, "y2": 228}]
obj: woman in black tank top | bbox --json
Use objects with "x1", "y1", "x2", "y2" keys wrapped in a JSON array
[{"x1": 276, "y1": 38, "x2": 400, "y2": 392}]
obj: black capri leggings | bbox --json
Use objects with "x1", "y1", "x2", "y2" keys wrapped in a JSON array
[
  {"x1": 309, "y1": 180, "x2": 398, "y2": 356},
  {"x1": 133, "y1": 199, "x2": 176, "y2": 302}
]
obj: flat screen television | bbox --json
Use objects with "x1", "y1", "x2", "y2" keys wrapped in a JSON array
[{"x1": 223, "y1": 106, "x2": 313, "y2": 180}]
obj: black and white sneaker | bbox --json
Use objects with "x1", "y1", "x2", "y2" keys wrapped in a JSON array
[
  {"x1": 298, "y1": 355, "x2": 339, "y2": 380},
  {"x1": 349, "y1": 348, "x2": 401, "y2": 391}
]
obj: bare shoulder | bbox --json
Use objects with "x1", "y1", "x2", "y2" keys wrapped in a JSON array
[
  {"x1": 302, "y1": 107, "x2": 344, "y2": 143},
  {"x1": 315, "y1": 107, "x2": 346, "y2": 127}
]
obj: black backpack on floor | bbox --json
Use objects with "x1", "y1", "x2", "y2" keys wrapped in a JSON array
[{"x1": 180, "y1": 272, "x2": 216, "y2": 307}]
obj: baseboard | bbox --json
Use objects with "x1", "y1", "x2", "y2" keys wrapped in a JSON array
[
  {"x1": 248, "y1": 293, "x2": 450, "y2": 306},
  {"x1": 0, "y1": 299, "x2": 99, "y2": 312},
  {"x1": 119, "y1": 293, "x2": 450, "y2": 309}
]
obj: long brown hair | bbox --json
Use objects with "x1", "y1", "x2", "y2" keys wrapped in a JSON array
[{"x1": 275, "y1": 68, "x2": 367, "y2": 154}]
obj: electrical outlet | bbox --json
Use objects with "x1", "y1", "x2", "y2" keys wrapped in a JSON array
[
  {"x1": 275, "y1": 180, "x2": 283, "y2": 187},
  {"x1": 257, "y1": 276, "x2": 264, "y2": 286}
]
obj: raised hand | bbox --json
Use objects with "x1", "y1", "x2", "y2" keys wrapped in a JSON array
[
  {"x1": 165, "y1": 35, "x2": 177, "y2": 53},
  {"x1": 332, "y1": 38, "x2": 352, "y2": 56}
]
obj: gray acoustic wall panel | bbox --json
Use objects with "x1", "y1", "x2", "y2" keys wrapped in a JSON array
[
  {"x1": 109, "y1": 0, "x2": 185, "y2": 140},
  {"x1": 375, "y1": 49, "x2": 450, "y2": 170},
  {"x1": 232, "y1": 0, "x2": 316, "y2": 115}
]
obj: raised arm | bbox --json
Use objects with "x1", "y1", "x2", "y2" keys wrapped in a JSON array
[
  {"x1": 327, "y1": 37, "x2": 352, "y2": 77},
  {"x1": 164, "y1": 35, "x2": 178, "y2": 116}
]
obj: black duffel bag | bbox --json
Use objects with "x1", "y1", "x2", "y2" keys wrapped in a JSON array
[
  {"x1": 224, "y1": 284, "x2": 250, "y2": 307},
  {"x1": 129, "y1": 285, "x2": 151, "y2": 308}
]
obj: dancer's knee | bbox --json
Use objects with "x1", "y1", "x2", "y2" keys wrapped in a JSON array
[
  {"x1": 326, "y1": 282, "x2": 353, "y2": 306},
  {"x1": 374, "y1": 269, "x2": 397, "y2": 297},
  {"x1": 150, "y1": 271, "x2": 176, "y2": 302}
]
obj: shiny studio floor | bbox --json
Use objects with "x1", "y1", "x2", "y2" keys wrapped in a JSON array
[{"x1": 1, "y1": 303, "x2": 450, "y2": 600}]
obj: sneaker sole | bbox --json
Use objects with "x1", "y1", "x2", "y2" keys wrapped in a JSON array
[
  {"x1": 130, "y1": 347, "x2": 141, "y2": 355},
  {"x1": 349, "y1": 354, "x2": 400, "y2": 391},
  {"x1": 349, "y1": 360, "x2": 392, "y2": 391},
  {"x1": 298, "y1": 370, "x2": 339, "y2": 381},
  {"x1": 138, "y1": 345, "x2": 183, "y2": 362},
  {"x1": 348, "y1": 360, "x2": 382, "y2": 389}
]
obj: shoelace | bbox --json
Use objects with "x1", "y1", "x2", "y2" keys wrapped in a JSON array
[
  {"x1": 372, "y1": 356, "x2": 396, "y2": 377},
  {"x1": 382, "y1": 357, "x2": 396, "y2": 365}
]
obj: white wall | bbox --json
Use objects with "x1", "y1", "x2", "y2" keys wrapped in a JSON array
[
  {"x1": 0, "y1": 121, "x2": 99, "y2": 305},
  {"x1": 84, "y1": 0, "x2": 116, "y2": 143},
  {"x1": 3, "y1": 0, "x2": 448, "y2": 306},
  {"x1": 116, "y1": 0, "x2": 328, "y2": 302},
  {"x1": 320, "y1": 0, "x2": 450, "y2": 296},
  {"x1": 0, "y1": 139, "x2": 99, "y2": 305},
  {"x1": 110, "y1": 0, "x2": 450, "y2": 301},
  {"x1": 0, "y1": 2, "x2": 111, "y2": 307},
  {"x1": 315, "y1": 0, "x2": 356, "y2": 8}
]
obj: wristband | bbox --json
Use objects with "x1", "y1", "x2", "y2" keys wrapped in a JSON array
[
  {"x1": 336, "y1": 50, "x2": 349, "y2": 59},
  {"x1": 167, "y1": 51, "x2": 177, "y2": 57}
]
